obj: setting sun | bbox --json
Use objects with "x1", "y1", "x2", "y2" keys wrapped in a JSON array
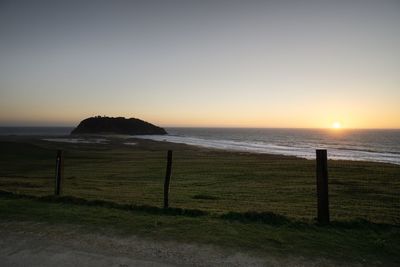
[{"x1": 332, "y1": 122, "x2": 342, "y2": 129}]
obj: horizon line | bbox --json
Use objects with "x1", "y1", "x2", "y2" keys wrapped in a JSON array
[{"x1": 0, "y1": 125, "x2": 399, "y2": 130}]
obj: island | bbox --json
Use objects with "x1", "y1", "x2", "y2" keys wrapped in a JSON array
[{"x1": 70, "y1": 116, "x2": 167, "y2": 135}]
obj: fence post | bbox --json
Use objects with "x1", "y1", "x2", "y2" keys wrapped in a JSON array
[
  {"x1": 55, "y1": 150, "x2": 64, "y2": 196},
  {"x1": 164, "y1": 150, "x2": 173, "y2": 209},
  {"x1": 316, "y1": 149, "x2": 329, "y2": 224}
]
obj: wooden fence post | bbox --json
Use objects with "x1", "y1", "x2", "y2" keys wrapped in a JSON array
[
  {"x1": 55, "y1": 150, "x2": 64, "y2": 196},
  {"x1": 316, "y1": 149, "x2": 330, "y2": 224},
  {"x1": 164, "y1": 150, "x2": 173, "y2": 209}
]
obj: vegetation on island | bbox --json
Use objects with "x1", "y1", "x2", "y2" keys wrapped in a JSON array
[{"x1": 71, "y1": 116, "x2": 167, "y2": 135}]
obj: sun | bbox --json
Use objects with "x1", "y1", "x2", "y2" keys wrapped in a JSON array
[{"x1": 332, "y1": 122, "x2": 342, "y2": 129}]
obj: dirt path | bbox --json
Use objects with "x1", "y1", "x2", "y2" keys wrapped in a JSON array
[
  {"x1": 0, "y1": 221, "x2": 341, "y2": 267},
  {"x1": 0, "y1": 221, "x2": 269, "y2": 266}
]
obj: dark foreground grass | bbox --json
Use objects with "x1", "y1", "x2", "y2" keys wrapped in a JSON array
[
  {"x1": 0, "y1": 192, "x2": 399, "y2": 266},
  {"x1": 0, "y1": 190, "x2": 208, "y2": 217}
]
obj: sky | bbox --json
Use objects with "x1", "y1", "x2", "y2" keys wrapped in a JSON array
[{"x1": 0, "y1": 0, "x2": 399, "y2": 128}]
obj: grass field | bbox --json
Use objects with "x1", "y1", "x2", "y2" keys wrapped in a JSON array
[
  {"x1": 0, "y1": 135, "x2": 398, "y2": 224},
  {"x1": 0, "y1": 135, "x2": 399, "y2": 265}
]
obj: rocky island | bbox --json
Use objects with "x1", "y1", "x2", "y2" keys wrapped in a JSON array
[{"x1": 71, "y1": 116, "x2": 167, "y2": 135}]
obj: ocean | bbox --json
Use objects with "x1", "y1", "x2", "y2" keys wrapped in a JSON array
[
  {"x1": 1, "y1": 127, "x2": 399, "y2": 165},
  {"x1": 137, "y1": 128, "x2": 400, "y2": 165},
  {"x1": 0, "y1": 127, "x2": 73, "y2": 136}
]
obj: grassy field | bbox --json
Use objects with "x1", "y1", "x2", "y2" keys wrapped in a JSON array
[
  {"x1": 1, "y1": 191, "x2": 399, "y2": 266},
  {"x1": 0, "y1": 135, "x2": 399, "y2": 265},
  {"x1": 0, "y1": 135, "x2": 398, "y2": 224}
]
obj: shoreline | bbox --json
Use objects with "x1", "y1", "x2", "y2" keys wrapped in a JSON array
[
  {"x1": 1, "y1": 134, "x2": 399, "y2": 166},
  {"x1": 0, "y1": 126, "x2": 399, "y2": 166},
  {"x1": 132, "y1": 134, "x2": 400, "y2": 166}
]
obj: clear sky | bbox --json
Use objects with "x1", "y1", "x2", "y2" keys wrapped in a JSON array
[{"x1": 0, "y1": 0, "x2": 399, "y2": 128}]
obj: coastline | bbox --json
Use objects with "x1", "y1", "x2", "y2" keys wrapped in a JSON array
[
  {"x1": 1, "y1": 133, "x2": 399, "y2": 166},
  {"x1": 132, "y1": 134, "x2": 400, "y2": 166},
  {"x1": 1, "y1": 126, "x2": 399, "y2": 165}
]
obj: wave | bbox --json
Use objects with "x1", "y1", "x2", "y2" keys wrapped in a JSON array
[
  {"x1": 42, "y1": 138, "x2": 108, "y2": 144},
  {"x1": 133, "y1": 135, "x2": 400, "y2": 165}
]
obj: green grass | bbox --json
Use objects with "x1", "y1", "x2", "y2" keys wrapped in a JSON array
[
  {"x1": 0, "y1": 192, "x2": 399, "y2": 266},
  {"x1": 0, "y1": 136, "x2": 399, "y2": 224}
]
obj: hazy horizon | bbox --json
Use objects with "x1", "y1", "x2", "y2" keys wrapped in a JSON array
[
  {"x1": 1, "y1": 0, "x2": 399, "y2": 129},
  {"x1": 0, "y1": 123, "x2": 399, "y2": 130}
]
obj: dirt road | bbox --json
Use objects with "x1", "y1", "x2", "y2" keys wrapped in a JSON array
[
  {"x1": 0, "y1": 221, "x2": 342, "y2": 267},
  {"x1": 0, "y1": 221, "x2": 270, "y2": 266}
]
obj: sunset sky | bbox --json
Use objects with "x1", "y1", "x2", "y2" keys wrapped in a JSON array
[{"x1": 0, "y1": 0, "x2": 399, "y2": 128}]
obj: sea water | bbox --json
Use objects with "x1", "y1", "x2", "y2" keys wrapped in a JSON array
[
  {"x1": 136, "y1": 128, "x2": 400, "y2": 165},
  {"x1": 0, "y1": 127, "x2": 73, "y2": 136}
]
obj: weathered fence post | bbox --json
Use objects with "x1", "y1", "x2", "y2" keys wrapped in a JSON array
[
  {"x1": 316, "y1": 149, "x2": 330, "y2": 224},
  {"x1": 163, "y1": 150, "x2": 173, "y2": 209},
  {"x1": 55, "y1": 150, "x2": 64, "y2": 196}
]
